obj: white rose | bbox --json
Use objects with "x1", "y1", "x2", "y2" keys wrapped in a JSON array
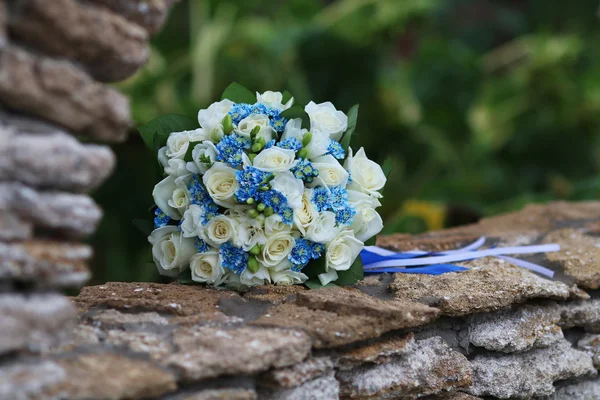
[
  {"x1": 198, "y1": 99, "x2": 234, "y2": 132},
  {"x1": 167, "y1": 183, "x2": 190, "y2": 217},
  {"x1": 265, "y1": 214, "x2": 292, "y2": 236},
  {"x1": 158, "y1": 147, "x2": 169, "y2": 168},
  {"x1": 240, "y1": 263, "x2": 271, "y2": 287},
  {"x1": 200, "y1": 215, "x2": 238, "y2": 248},
  {"x1": 318, "y1": 269, "x2": 338, "y2": 286},
  {"x1": 237, "y1": 216, "x2": 267, "y2": 251},
  {"x1": 180, "y1": 204, "x2": 203, "y2": 238},
  {"x1": 345, "y1": 148, "x2": 386, "y2": 198},
  {"x1": 187, "y1": 141, "x2": 218, "y2": 175},
  {"x1": 304, "y1": 211, "x2": 338, "y2": 244},
  {"x1": 271, "y1": 269, "x2": 308, "y2": 285},
  {"x1": 165, "y1": 158, "x2": 192, "y2": 179},
  {"x1": 236, "y1": 114, "x2": 275, "y2": 143},
  {"x1": 306, "y1": 132, "x2": 330, "y2": 159},
  {"x1": 260, "y1": 232, "x2": 295, "y2": 268},
  {"x1": 281, "y1": 118, "x2": 307, "y2": 142},
  {"x1": 256, "y1": 91, "x2": 294, "y2": 110},
  {"x1": 190, "y1": 251, "x2": 226, "y2": 286},
  {"x1": 347, "y1": 190, "x2": 383, "y2": 242},
  {"x1": 166, "y1": 129, "x2": 207, "y2": 159},
  {"x1": 202, "y1": 162, "x2": 239, "y2": 207},
  {"x1": 153, "y1": 176, "x2": 182, "y2": 220},
  {"x1": 347, "y1": 189, "x2": 382, "y2": 209},
  {"x1": 326, "y1": 230, "x2": 363, "y2": 271},
  {"x1": 305, "y1": 101, "x2": 348, "y2": 141},
  {"x1": 270, "y1": 171, "x2": 304, "y2": 210},
  {"x1": 293, "y1": 189, "x2": 319, "y2": 235},
  {"x1": 310, "y1": 155, "x2": 349, "y2": 187},
  {"x1": 148, "y1": 226, "x2": 196, "y2": 277},
  {"x1": 252, "y1": 147, "x2": 298, "y2": 173}
]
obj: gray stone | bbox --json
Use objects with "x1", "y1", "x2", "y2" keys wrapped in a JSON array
[
  {"x1": 87, "y1": 0, "x2": 178, "y2": 34},
  {"x1": 260, "y1": 372, "x2": 340, "y2": 400},
  {"x1": 541, "y1": 378, "x2": 600, "y2": 399},
  {"x1": 0, "y1": 241, "x2": 91, "y2": 288},
  {"x1": 422, "y1": 393, "x2": 482, "y2": 400},
  {"x1": 165, "y1": 389, "x2": 258, "y2": 400},
  {"x1": 468, "y1": 339, "x2": 596, "y2": 398},
  {"x1": 577, "y1": 334, "x2": 600, "y2": 369},
  {"x1": 0, "y1": 182, "x2": 102, "y2": 237},
  {"x1": 261, "y1": 357, "x2": 335, "y2": 389},
  {"x1": 9, "y1": 0, "x2": 149, "y2": 82},
  {"x1": 465, "y1": 303, "x2": 564, "y2": 353},
  {"x1": 0, "y1": 360, "x2": 66, "y2": 400},
  {"x1": 336, "y1": 337, "x2": 472, "y2": 399},
  {"x1": 336, "y1": 333, "x2": 415, "y2": 370},
  {"x1": 0, "y1": 210, "x2": 31, "y2": 240},
  {"x1": 391, "y1": 258, "x2": 573, "y2": 317},
  {"x1": 0, "y1": 293, "x2": 76, "y2": 355},
  {"x1": 165, "y1": 326, "x2": 312, "y2": 381},
  {"x1": 0, "y1": 113, "x2": 116, "y2": 192},
  {"x1": 559, "y1": 299, "x2": 600, "y2": 333},
  {"x1": 0, "y1": 45, "x2": 131, "y2": 142}
]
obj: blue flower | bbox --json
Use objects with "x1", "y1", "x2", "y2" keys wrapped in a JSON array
[
  {"x1": 311, "y1": 186, "x2": 330, "y2": 212},
  {"x1": 335, "y1": 204, "x2": 356, "y2": 226},
  {"x1": 262, "y1": 190, "x2": 287, "y2": 213},
  {"x1": 220, "y1": 242, "x2": 248, "y2": 275},
  {"x1": 216, "y1": 133, "x2": 251, "y2": 167},
  {"x1": 153, "y1": 207, "x2": 170, "y2": 228},
  {"x1": 270, "y1": 115, "x2": 287, "y2": 133},
  {"x1": 289, "y1": 239, "x2": 326, "y2": 271},
  {"x1": 327, "y1": 140, "x2": 345, "y2": 160},
  {"x1": 195, "y1": 238, "x2": 209, "y2": 253},
  {"x1": 235, "y1": 166, "x2": 272, "y2": 203},
  {"x1": 329, "y1": 186, "x2": 349, "y2": 211},
  {"x1": 280, "y1": 206, "x2": 294, "y2": 225},
  {"x1": 291, "y1": 158, "x2": 319, "y2": 183},
  {"x1": 228, "y1": 103, "x2": 253, "y2": 125},
  {"x1": 311, "y1": 242, "x2": 325, "y2": 259},
  {"x1": 279, "y1": 137, "x2": 302, "y2": 152},
  {"x1": 252, "y1": 103, "x2": 269, "y2": 115},
  {"x1": 265, "y1": 139, "x2": 276, "y2": 149}
]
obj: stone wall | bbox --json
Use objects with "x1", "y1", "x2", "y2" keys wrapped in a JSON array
[
  {"x1": 4, "y1": 202, "x2": 598, "y2": 399},
  {"x1": 0, "y1": 1, "x2": 176, "y2": 399}
]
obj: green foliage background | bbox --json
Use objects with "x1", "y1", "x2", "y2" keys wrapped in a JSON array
[{"x1": 90, "y1": 0, "x2": 600, "y2": 283}]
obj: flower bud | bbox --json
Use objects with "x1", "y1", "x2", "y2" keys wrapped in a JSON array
[
  {"x1": 222, "y1": 114, "x2": 234, "y2": 135},
  {"x1": 257, "y1": 203, "x2": 266, "y2": 212},
  {"x1": 250, "y1": 125, "x2": 261, "y2": 139},
  {"x1": 248, "y1": 209, "x2": 260, "y2": 219},
  {"x1": 302, "y1": 132, "x2": 312, "y2": 147},
  {"x1": 249, "y1": 244, "x2": 261, "y2": 256},
  {"x1": 297, "y1": 148, "x2": 309, "y2": 159},
  {"x1": 246, "y1": 198, "x2": 255, "y2": 205},
  {"x1": 247, "y1": 256, "x2": 260, "y2": 273},
  {"x1": 249, "y1": 153, "x2": 257, "y2": 164},
  {"x1": 264, "y1": 207, "x2": 274, "y2": 217},
  {"x1": 251, "y1": 143, "x2": 264, "y2": 153}
]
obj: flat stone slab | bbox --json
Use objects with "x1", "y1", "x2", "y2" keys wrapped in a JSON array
[
  {"x1": 558, "y1": 299, "x2": 600, "y2": 333},
  {"x1": 0, "y1": 293, "x2": 76, "y2": 355},
  {"x1": 0, "y1": 45, "x2": 131, "y2": 142},
  {"x1": 0, "y1": 110, "x2": 115, "y2": 192},
  {"x1": 9, "y1": 0, "x2": 149, "y2": 82},
  {"x1": 541, "y1": 377, "x2": 600, "y2": 399},
  {"x1": 390, "y1": 259, "x2": 574, "y2": 317},
  {"x1": 577, "y1": 334, "x2": 600, "y2": 369},
  {"x1": 0, "y1": 240, "x2": 91, "y2": 289},
  {"x1": 468, "y1": 339, "x2": 596, "y2": 398}
]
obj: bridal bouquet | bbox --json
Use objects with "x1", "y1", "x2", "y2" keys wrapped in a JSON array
[{"x1": 141, "y1": 83, "x2": 387, "y2": 289}]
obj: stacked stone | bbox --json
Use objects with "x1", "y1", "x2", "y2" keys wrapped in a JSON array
[
  {"x1": 0, "y1": 0, "x2": 176, "y2": 398},
  {"x1": 5, "y1": 202, "x2": 597, "y2": 399}
]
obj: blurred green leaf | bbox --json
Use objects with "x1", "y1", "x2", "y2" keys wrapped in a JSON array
[
  {"x1": 304, "y1": 280, "x2": 338, "y2": 289},
  {"x1": 335, "y1": 256, "x2": 364, "y2": 285},
  {"x1": 341, "y1": 104, "x2": 359, "y2": 153},
  {"x1": 138, "y1": 114, "x2": 198, "y2": 151},
  {"x1": 281, "y1": 106, "x2": 310, "y2": 127},
  {"x1": 221, "y1": 82, "x2": 256, "y2": 103}
]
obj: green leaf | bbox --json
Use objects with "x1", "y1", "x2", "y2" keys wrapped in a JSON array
[
  {"x1": 302, "y1": 257, "x2": 327, "y2": 280},
  {"x1": 132, "y1": 219, "x2": 153, "y2": 237},
  {"x1": 340, "y1": 104, "x2": 359, "y2": 154},
  {"x1": 177, "y1": 269, "x2": 196, "y2": 285},
  {"x1": 382, "y1": 157, "x2": 393, "y2": 178},
  {"x1": 138, "y1": 114, "x2": 198, "y2": 151},
  {"x1": 304, "y1": 280, "x2": 338, "y2": 290},
  {"x1": 364, "y1": 236, "x2": 377, "y2": 246},
  {"x1": 334, "y1": 256, "x2": 364, "y2": 286},
  {"x1": 184, "y1": 141, "x2": 202, "y2": 162},
  {"x1": 282, "y1": 90, "x2": 294, "y2": 105},
  {"x1": 281, "y1": 106, "x2": 310, "y2": 128},
  {"x1": 221, "y1": 82, "x2": 256, "y2": 104}
]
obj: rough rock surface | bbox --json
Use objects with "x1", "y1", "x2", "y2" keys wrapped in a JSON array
[
  {"x1": 468, "y1": 339, "x2": 596, "y2": 398},
  {"x1": 542, "y1": 377, "x2": 600, "y2": 399},
  {"x1": 577, "y1": 334, "x2": 600, "y2": 369},
  {"x1": 260, "y1": 373, "x2": 340, "y2": 400},
  {"x1": 0, "y1": 113, "x2": 115, "y2": 192},
  {"x1": 465, "y1": 302, "x2": 563, "y2": 353},
  {"x1": 337, "y1": 337, "x2": 472, "y2": 399},
  {"x1": 558, "y1": 299, "x2": 600, "y2": 333},
  {"x1": 9, "y1": 0, "x2": 149, "y2": 82},
  {"x1": 0, "y1": 182, "x2": 102, "y2": 237},
  {"x1": 0, "y1": 293, "x2": 76, "y2": 354}
]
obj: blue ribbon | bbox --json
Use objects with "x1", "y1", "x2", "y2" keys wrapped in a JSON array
[{"x1": 360, "y1": 237, "x2": 559, "y2": 277}]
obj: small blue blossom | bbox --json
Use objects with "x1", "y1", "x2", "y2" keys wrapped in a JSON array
[
  {"x1": 312, "y1": 186, "x2": 330, "y2": 212},
  {"x1": 329, "y1": 186, "x2": 349, "y2": 211},
  {"x1": 187, "y1": 176, "x2": 220, "y2": 224},
  {"x1": 279, "y1": 137, "x2": 302, "y2": 152},
  {"x1": 195, "y1": 238, "x2": 209, "y2": 253},
  {"x1": 265, "y1": 139, "x2": 276, "y2": 149},
  {"x1": 201, "y1": 205, "x2": 220, "y2": 225},
  {"x1": 251, "y1": 103, "x2": 269, "y2": 115},
  {"x1": 235, "y1": 166, "x2": 272, "y2": 203},
  {"x1": 311, "y1": 242, "x2": 325, "y2": 259},
  {"x1": 216, "y1": 133, "x2": 251, "y2": 167},
  {"x1": 262, "y1": 190, "x2": 287, "y2": 213},
  {"x1": 270, "y1": 115, "x2": 287, "y2": 133},
  {"x1": 326, "y1": 140, "x2": 345, "y2": 160},
  {"x1": 153, "y1": 207, "x2": 170, "y2": 228},
  {"x1": 228, "y1": 103, "x2": 252, "y2": 125},
  {"x1": 291, "y1": 158, "x2": 319, "y2": 183},
  {"x1": 220, "y1": 242, "x2": 249, "y2": 275},
  {"x1": 289, "y1": 239, "x2": 326, "y2": 271},
  {"x1": 335, "y1": 204, "x2": 356, "y2": 226},
  {"x1": 280, "y1": 206, "x2": 294, "y2": 226}
]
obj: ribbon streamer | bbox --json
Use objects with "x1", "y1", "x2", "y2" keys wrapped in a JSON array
[{"x1": 361, "y1": 237, "x2": 558, "y2": 278}]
